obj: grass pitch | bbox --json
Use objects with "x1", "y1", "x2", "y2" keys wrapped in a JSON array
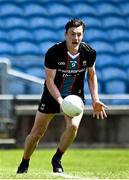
[{"x1": 0, "y1": 148, "x2": 129, "y2": 179}]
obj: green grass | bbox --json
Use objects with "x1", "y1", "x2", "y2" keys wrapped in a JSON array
[{"x1": 0, "y1": 148, "x2": 129, "y2": 179}]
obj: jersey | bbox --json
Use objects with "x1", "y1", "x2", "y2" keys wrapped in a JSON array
[
  {"x1": 38, "y1": 41, "x2": 96, "y2": 113},
  {"x1": 44, "y1": 41, "x2": 96, "y2": 100}
]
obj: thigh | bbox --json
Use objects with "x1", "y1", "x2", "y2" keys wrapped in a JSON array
[{"x1": 31, "y1": 111, "x2": 55, "y2": 135}]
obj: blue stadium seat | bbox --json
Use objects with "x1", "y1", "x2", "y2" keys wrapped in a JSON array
[
  {"x1": 0, "y1": 29, "x2": 9, "y2": 41},
  {"x1": 23, "y1": 2, "x2": 47, "y2": 16},
  {"x1": 29, "y1": 16, "x2": 53, "y2": 29},
  {"x1": 71, "y1": 3, "x2": 96, "y2": 17},
  {"x1": 104, "y1": 79, "x2": 127, "y2": 94},
  {"x1": 0, "y1": 41, "x2": 15, "y2": 56},
  {"x1": 9, "y1": 28, "x2": 35, "y2": 42},
  {"x1": 102, "y1": 15, "x2": 127, "y2": 29},
  {"x1": 80, "y1": 16, "x2": 102, "y2": 29},
  {"x1": 46, "y1": 3, "x2": 71, "y2": 17},
  {"x1": 23, "y1": 58, "x2": 44, "y2": 69},
  {"x1": 10, "y1": 57, "x2": 44, "y2": 72},
  {"x1": 114, "y1": 40, "x2": 129, "y2": 54},
  {"x1": 102, "y1": 67, "x2": 126, "y2": 81},
  {"x1": 96, "y1": 2, "x2": 121, "y2": 17},
  {"x1": 120, "y1": 54, "x2": 129, "y2": 69},
  {"x1": 90, "y1": 40, "x2": 115, "y2": 54},
  {"x1": 0, "y1": 2, "x2": 23, "y2": 17},
  {"x1": 84, "y1": 80, "x2": 102, "y2": 95},
  {"x1": 4, "y1": 16, "x2": 29, "y2": 29},
  {"x1": 102, "y1": 67, "x2": 127, "y2": 94},
  {"x1": 15, "y1": 41, "x2": 40, "y2": 56},
  {"x1": 33, "y1": 28, "x2": 59, "y2": 42},
  {"x1": 85, "y1": 28, "x2": 109, "y2": 42},
  {"x1": 107, "y1": 28, "x2": 129, "y2": 41},
  {"x1": 53, "y1": 16, "x2": 70, "y2": 30},
  {"x1": 26, "y1": 67, "x2": 45, "y2": 78},
  {"x1": 96, "y1": 54, "x2": 121, "y2": 69},
  {"x1": 120, "y1": 2, "x2": 129, "y2": 16},
  {"x1": 57, "y1": 29, "x2": 65, "y2": 41}
]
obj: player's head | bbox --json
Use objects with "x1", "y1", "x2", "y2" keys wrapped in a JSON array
[
  {"x1": 65, "y1": 19, "x2": 85, "y2": 53},
  {"x1": 65, "y1": 19, "x2": 85, "y2": 34}
]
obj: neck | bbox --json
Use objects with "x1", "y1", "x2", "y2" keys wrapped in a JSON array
[{"x1": 66, "y1": 42, "x2": 79, "y2": 55}]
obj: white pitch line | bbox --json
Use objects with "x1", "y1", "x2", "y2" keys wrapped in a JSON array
[{"x1": 53, "y1": 172, "x2": 90, "y2": 180}]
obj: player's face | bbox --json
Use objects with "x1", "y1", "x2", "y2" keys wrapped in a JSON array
[{"x1": 65, "y1": 25, "x2": 84, "y2": 54}]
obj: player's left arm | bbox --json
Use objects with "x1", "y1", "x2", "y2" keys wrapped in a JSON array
[{"x1": 87, "y1": 65, "x2": 107, "y2": 119}]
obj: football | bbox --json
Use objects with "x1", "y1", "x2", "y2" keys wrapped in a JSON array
[{"x1": 61, "y1": 95, "x2": 84, "y2": 117}]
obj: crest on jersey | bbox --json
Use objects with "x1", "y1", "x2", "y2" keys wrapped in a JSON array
[{"x1": 83, "y1": 60, "x2": 87, "y2": 66}]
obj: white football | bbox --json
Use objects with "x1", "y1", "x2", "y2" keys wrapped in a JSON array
[{"x1": 61, "y1": 95, "x2": 84, "y2": 117}]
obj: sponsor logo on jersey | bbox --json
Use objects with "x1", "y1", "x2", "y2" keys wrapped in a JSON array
[{"x1": 58, "y1": 61, "x2": 65, "y2": 65}]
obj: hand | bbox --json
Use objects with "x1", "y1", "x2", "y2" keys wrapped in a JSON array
[{"x1": 92, "y1": 100, "x2": 108, "y2": 120}]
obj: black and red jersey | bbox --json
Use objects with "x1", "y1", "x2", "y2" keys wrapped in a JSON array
[{"x1": 44, "y1": 41, "x2": 96, "y2": 99}]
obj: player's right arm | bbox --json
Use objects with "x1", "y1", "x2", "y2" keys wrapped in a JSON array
[{"x1": 45, "y1": 67, "x2": 63, "y2": 105}]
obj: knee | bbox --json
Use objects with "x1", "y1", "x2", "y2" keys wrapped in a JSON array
[
  {"x1": 30, "y1": 130, "x2": 43, "y2": 142},
  {"x1": 68, "y1": 123, "x2": 78, "y2": 133}
]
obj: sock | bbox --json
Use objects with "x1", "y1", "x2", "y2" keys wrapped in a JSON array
[
  {"x1": 22, "y1": 158, "x2": 30, "y2": 165},
  {"x1": 53, "y1": 148, "x2": 64, "y2": 160}
]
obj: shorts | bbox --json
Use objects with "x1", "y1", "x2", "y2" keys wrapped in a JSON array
[{"x1": 38, "y1": 91, "x2": 60, "y2": 114}]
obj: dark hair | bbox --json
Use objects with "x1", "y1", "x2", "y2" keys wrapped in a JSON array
[{"x1": 65, "y1": 19, "x2": 85, "y2": 33}]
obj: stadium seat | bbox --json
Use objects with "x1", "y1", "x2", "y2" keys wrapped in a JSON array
[
  {"x1": 80, "y1": 16, "x2": 102, "y2": 29},
  {"x1": 102, "y1": 15, "x2": 127, "y2": 29},
  {"x1": 120, "y1": 2, "x2": 129, "y2": 16},
  {"x1": 26, "y1": 66, "x2": 45, "y2": 79},
  {"x1": 15, "y1": 41, "x2": 40, "y2": 56},
  {"x1": 120, "y1": 54, "x2": 129, "y2": 68},
  {"x1": 0, "y1": 2, "x2": 23, "y2": 17},
  {"x1": 9, "y1": 28, "x2": 35, "y2": 42},
  {"x1": 96, "y1": 54, "x2": 121, "y2": 69},
  {"x1": 102, "y1": 67, "x2": 127, "y2": 94},
  {"x1": 71, "y1": 3, "x2": 96, "y2": 17},
  {"x1": 102, "y1": 67, "x2": 126, "y2": 81},
  {"x1": 114, "y1": 40, "x2": 129, "y2": 55},
  {"x1": 84, "y1": 80, "x2": 102, "y2": 95},
  {"x1": 22, "y1": 58, "x2": 44, "y2": 69},
  {"x1": 0, "y1": 29, "x2": 9, "y2": 41},
  {"x1": 101, "y1": 67, "x2": 127, "y2": 95},
  {"x1": 53, "y1": 16, "x2": 71, "y2": 30},
  {"x1": 57, "y1": 29, "x2": 65, "y2": 41},
  {"x1": 33, "y1": 28, "x2": 59, "y2": 42},
  {"x1": 23, "y1": 2, "x2": 47, "y2": 17},
  {"x1": 85, "y1": 28, "x2": 109, "y2": 42},
  {"x1": 107, "y1": 28, "x2": 129, "y2": 41},
  {"x1": 104, "y1": 79, "x2": 127, "y2": 94},
  {"x1": 90, "y1": 40, "x2": 115, "y2": 54},
  {"x1": 46, "y1": 3, "x2": 71, "y2": 17},
  {"x1": 0, "y1": 41, "x2": 15, "y2": 56},
  {"x1": 4, "y1": 16, "x2": 29, "y2": 29},
  {"x1": 95, "y1": 2, "x2": 121, "y2": 17},
  {"x1": 29, "y1": 16, "x2": 53, "y2": 29}
]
